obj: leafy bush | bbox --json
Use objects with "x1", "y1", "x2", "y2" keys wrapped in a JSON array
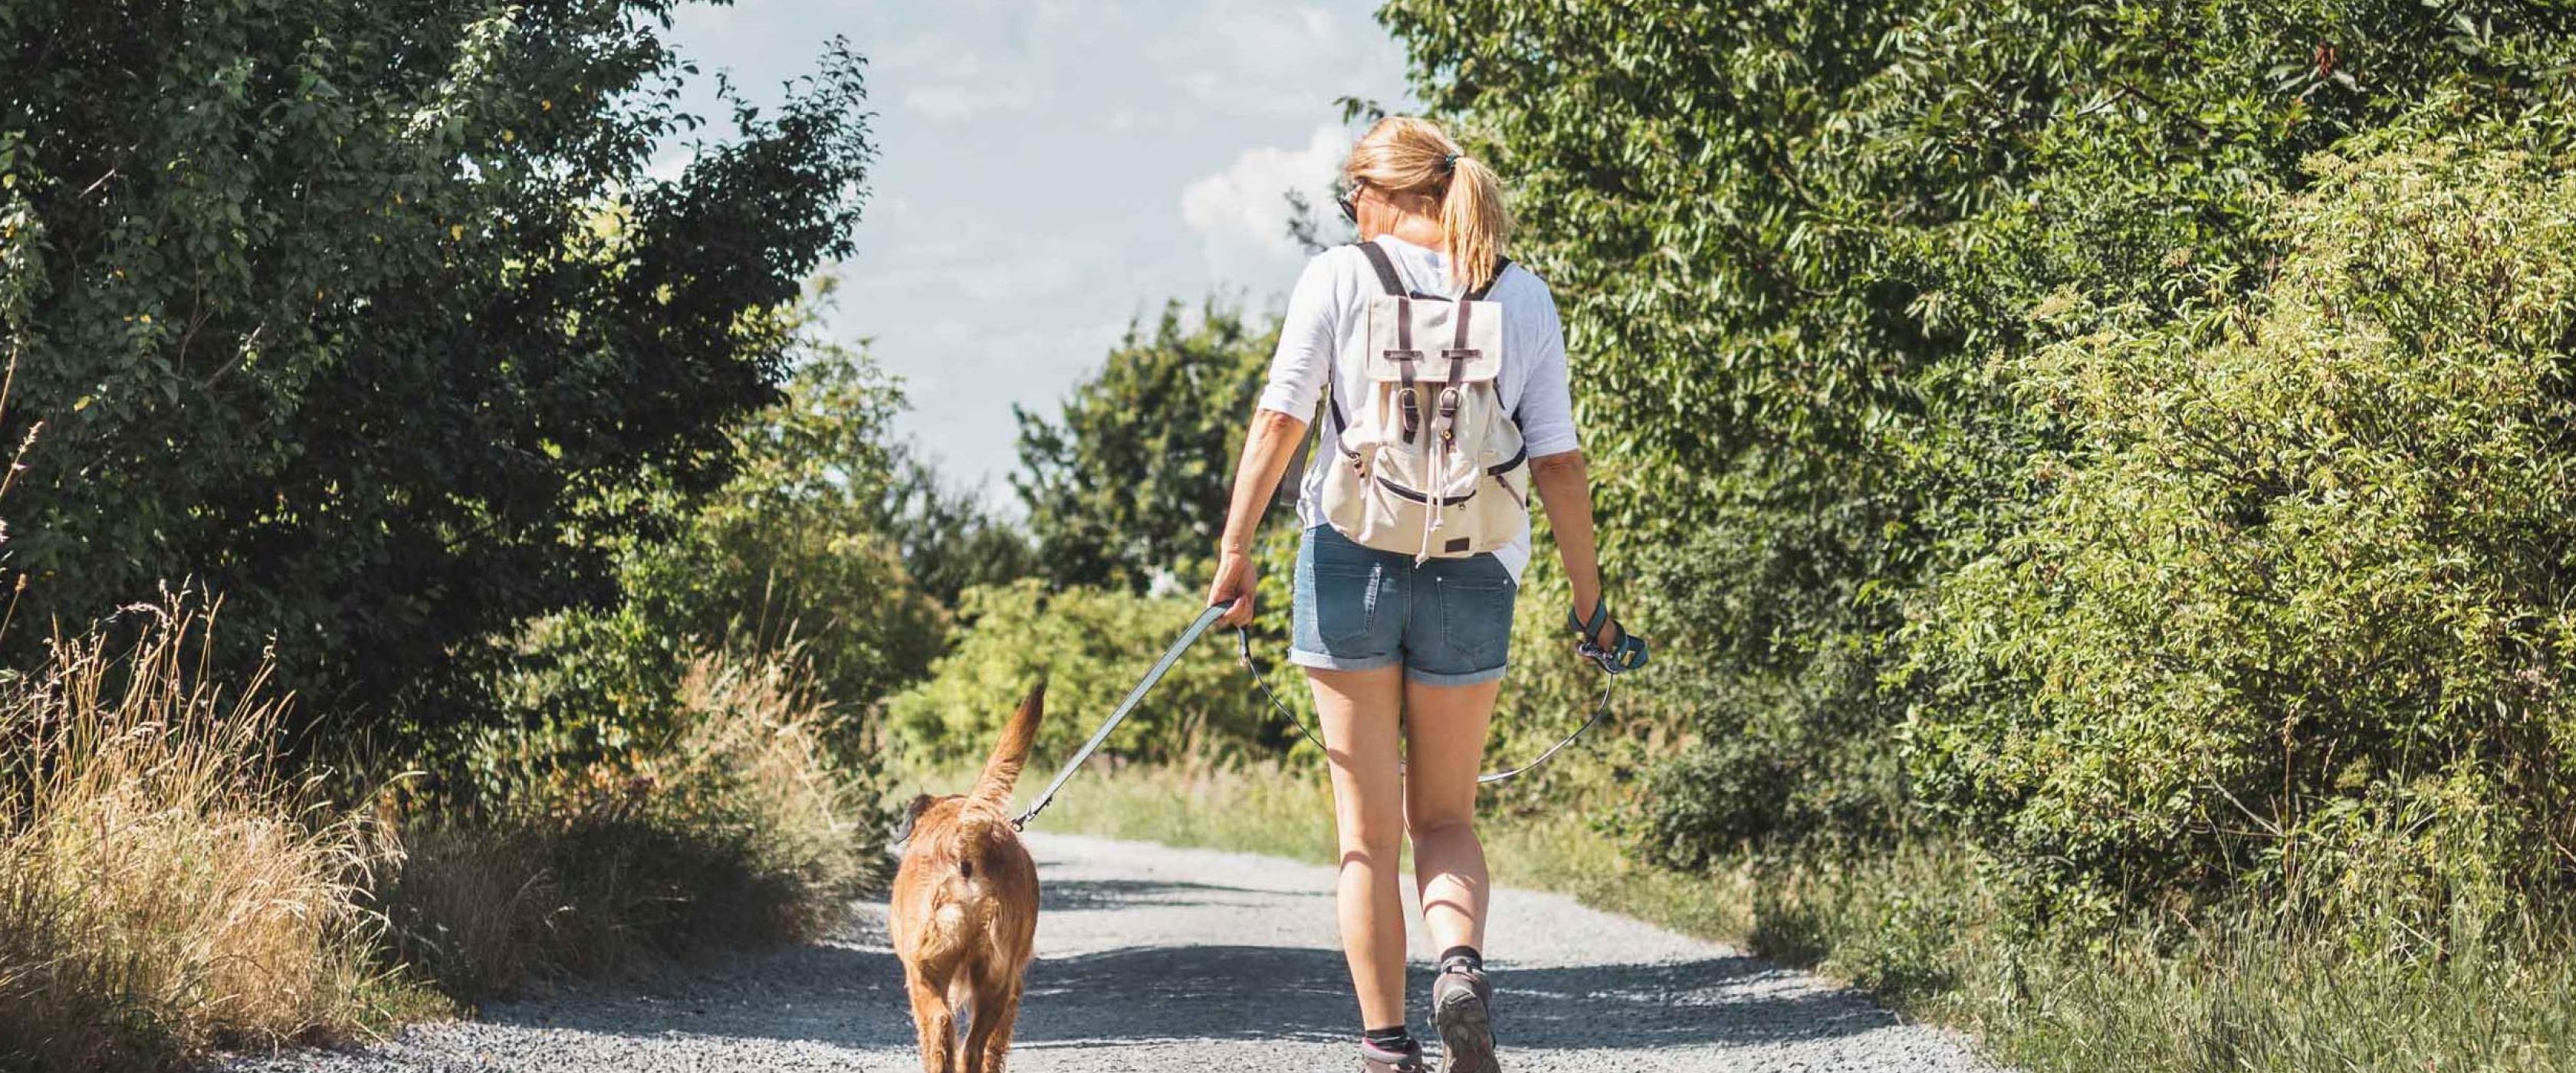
[
  {"x1": 619, "y1": 306, "x2": 953, "y2": 722},
  {"x1": 452, "y1": 318, "x2": 956, "y2": 792},
  {"x1": 887, "y1": 578, "x2": 1293, "y2": 770},
  {"x1": 1908, "y1": 139, "x2": 2576, "y2": 922},
  {"x1": 1628, "y1": 648, "x2": 1911, "y2": 868}
]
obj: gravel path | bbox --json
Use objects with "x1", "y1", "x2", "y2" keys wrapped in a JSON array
[{"x1": 227, "y1": 832, "x2": 1994, "y2": 1071}]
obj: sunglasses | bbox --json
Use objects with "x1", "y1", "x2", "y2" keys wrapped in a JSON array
[{"x1": 1336, "y1": 182, "x2": 1362, "y2": 223}]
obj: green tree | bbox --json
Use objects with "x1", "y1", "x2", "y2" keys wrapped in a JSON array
[
  {"x1": 0, "y1": 2, "x2": 876, "y2": 736},
  {"x1": 1013, "y1": 300, "x2": 1276, "y2": 591},
  {"x1": 876, "y1": 443, "x2": 1038, "y2": 609},
  {"x1": 886, "y1": 578, "x2": 1296, "y2": 769},
  {"x1": 1909, "y1": 137, "x2": 2576, "y2": 920},
  {"x1": 619, "y1": 294, "x2": 950, "y2": 724},
  {"x1": 1379, "y1": 0, "x2": 2576, "y2": 863}
]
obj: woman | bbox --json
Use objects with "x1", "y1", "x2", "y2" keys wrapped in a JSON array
[{"x1": 1204, "y1": 116, "x2": 1635, "y2": 1073}]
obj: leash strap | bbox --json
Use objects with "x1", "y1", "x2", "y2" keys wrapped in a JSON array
[
  {"x1": 1234, "y1": 625, "x2": 1615, "y2": 786},
  {"x1": 1013, "y1": 604, "x2": 1228, "y2": 829},
  {"x1": 1237, "y1": 628, "x2": 1333, "y2": 756},
  {"x1": 1472, "y1": 681, "x2": 1615, "y2": 785}
]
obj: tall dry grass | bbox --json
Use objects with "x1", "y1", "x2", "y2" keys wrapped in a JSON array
[
  {"x1": 0, "y1": 602, "x2": 887, "y2": 1071},
  {"x1": 0, "y1": 599, "x2": 407, "y2": 1071},
  {"x1": 373, "y1": 647, "x2": 882, "y2": 1001}
]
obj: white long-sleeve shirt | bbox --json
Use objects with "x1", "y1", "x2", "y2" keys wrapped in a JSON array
[{"x1": 1257, "y1": 235, "x2": 1580, "y2": 582}]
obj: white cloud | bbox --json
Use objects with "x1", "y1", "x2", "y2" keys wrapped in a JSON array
[
  {"x1": 1149, "y1": 4, "x2": 1372, "y2": 120},
  {"x1": 851, "y1": 216, "x2": 1094, "y2": 306},
  {"x1": 879, "y1": 35, "x2": 1037, "y2": 120},
  {"x1": 1180, "y1": 123, "x2": 1346, "y2": 284},
  {"x1": 660, "y1": 0, "x2": 1412, "y2": 500}
]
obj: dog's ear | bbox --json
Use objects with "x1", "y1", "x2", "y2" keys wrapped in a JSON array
[{"x1": 890, "y1": 792, "x2": 934, "y2": 845}]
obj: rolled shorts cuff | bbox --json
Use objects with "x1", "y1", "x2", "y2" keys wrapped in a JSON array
[
  {"x1": 1405, "y1": 662, "x2": 1508, "y2": 687},
  {"x1": 1286, "y1": 647, "x2": 1401, "y2": 673}
]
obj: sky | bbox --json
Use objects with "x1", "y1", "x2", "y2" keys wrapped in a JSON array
[{"x1": 659, "y1": 0, "x2": 1417, "y2": 505}]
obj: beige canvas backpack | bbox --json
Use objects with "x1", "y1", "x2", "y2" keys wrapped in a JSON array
[{"x1": 1316, "y1": 240, "x2": 1530, "y2": 561}]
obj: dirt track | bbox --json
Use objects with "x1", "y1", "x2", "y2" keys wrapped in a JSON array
[{"x1": 225, "y1": 832, "x2": 1995, "y2": 1071}]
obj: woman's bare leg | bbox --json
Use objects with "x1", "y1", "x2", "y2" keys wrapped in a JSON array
[
  {"x1": 1402, "y1": 677, "x2": 1502, "y2": 953},
  {"x1": 1310, "y1": 664, "x2": 1408, "y2": 1029}
]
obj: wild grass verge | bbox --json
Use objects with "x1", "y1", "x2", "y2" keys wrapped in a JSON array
[
  {"x1": 970, "y1": 760, "x2": 2576, "y2": 1073},
  {"x1": 0, "y1": 603, "x2": 886, "y2": 1072},
  {"x1": 374, "y1": 649, "x2": 886, "y2": 1000},
  {"x1": 0, "y1": 601, "x2": 432, "y2": 1072}
]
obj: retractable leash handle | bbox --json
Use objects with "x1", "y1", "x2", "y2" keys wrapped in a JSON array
[
  {"x1": 1569, "y1": 599, "x2": 1648, "y2": 674},
  {"x1": 1013, "y1": 604, "x2": 1228, "y2": 830}
]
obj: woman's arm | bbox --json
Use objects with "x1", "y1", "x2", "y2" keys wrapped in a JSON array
[
  {"x1": 1530, "y1": 449, "x2": 1616, "y2": 646},
  {"x1": 1207, "y1": 408, "x2": 1309, "y2": 625}
]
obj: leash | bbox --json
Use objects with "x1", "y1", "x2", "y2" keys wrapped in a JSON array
[
  {"x1": 1015, "y1": 600, "x2": 1647, "y2": 829},
  {"x1": 1012, "y1": 605, "x2": 1227, "y2": 830}
]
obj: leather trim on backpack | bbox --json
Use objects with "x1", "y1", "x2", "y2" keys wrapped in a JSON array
[
  {"x1": 1375, "y1": 474, "x2": 1479, "y2": 507},
  {"x1": 1355, "y1": 239, "x2": 1408, "y2": 297}
]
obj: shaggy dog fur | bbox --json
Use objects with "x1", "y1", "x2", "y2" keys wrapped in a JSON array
[{"x1": 889, "y1": 685, "x2": 1044, "y2": 1073}]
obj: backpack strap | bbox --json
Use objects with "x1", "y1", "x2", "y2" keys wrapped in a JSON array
[
  {"x1": 1358, "y1": 241, "x2": 1515, "y2": 302},
  {"x1": 1464, "y1": 258, "x2": 1513, "y2": 302},
  {"x1": 1354, "y1": 239, "x2": 1408, "y2": 297}
]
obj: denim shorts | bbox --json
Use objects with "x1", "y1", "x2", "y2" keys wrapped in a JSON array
[{"x1": 1290, "y1": 523, "x2": 1517, "y2": 686}]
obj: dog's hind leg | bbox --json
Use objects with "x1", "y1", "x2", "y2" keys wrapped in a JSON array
[
  {"x1": 964, "y1": 976, "x2": 1023, "y2": 1073},
  {"x1": 906, "y1": 967, "x2": 958, "y2": 1073}
]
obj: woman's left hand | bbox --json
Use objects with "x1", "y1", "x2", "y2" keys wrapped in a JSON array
[{"x1": 1208, "y1": 550, "x2": 1257, "y2": 627}]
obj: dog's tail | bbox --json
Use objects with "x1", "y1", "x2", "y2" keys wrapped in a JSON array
[{"x1": 967, "y1": 683, "x2": 1045, "y2": 814}]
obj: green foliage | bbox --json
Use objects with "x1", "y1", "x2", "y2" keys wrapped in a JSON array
[
  {"x1": 0, "y1": 2, "x2": 876, "y2": 736},
  {"x1": 1014, "y1": 300, "x2": 1275, "y2": 592},
  {"x1": 623, "y1": 295, "x2": 950, "y2": 721},
  {"x1": 887, "y1": 577, "x2": 1302, "y2": 770},
  {"x1": 1380, "y1": 0, "x2": 2576, "y2": 865},
  {"x1": 876, "y1": 444, "x2": 1039, "y2": 609},
  {"x1": 459, "y1": 307, "x2": 961, "y2": 787},
  {"x1": 1908, "y1": 139, "x2": 2576, "y2": 921}
]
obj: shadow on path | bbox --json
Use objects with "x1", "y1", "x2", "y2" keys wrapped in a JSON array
[{"x1": 477, "y1": 877, "x2": 1902, "y2": 1054}]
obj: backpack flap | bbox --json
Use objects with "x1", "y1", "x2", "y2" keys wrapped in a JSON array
[{"x1": 1364, "y1": 294, "x2": 1505, "y2": 383}]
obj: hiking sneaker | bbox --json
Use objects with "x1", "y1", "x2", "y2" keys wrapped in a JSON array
[
  {"x1": 1431, "y1": 965, "x2": 1498, "y2": 1073},
  {"x1": 1360, "y1": 1036, "x2": 1428, "y2": 1072}
]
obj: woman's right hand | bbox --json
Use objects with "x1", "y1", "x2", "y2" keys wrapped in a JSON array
[
  {"x1": 1208, "y1": 549, "x2": 1257, "y2": 627},
  {"x1": 1569, "y1": 596, "x2": 1648, "y2": 674}
]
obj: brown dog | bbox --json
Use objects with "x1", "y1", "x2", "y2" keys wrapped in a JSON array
[{"x1": 889, "y1": 684, "x2": 1043, "y2": 1073}]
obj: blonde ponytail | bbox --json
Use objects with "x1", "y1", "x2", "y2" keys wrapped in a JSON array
[
  {"x1": 1439, "y1": 153, "x2": 1508, "y2": 294},
  {"x1": 1343, "y1": 116, "x2": 1513, "y2": 294}
]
